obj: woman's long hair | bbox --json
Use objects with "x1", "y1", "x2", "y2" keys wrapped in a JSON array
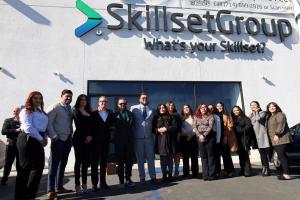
[
  {"x1": 25, "y1": 91, "x2": 44, "y2": 113},
  {"x1": 166, "y1": 101, "x2": 178, "y2": 113},
  {"x1": 194, "y1": 104, "x2": 211, "y2": 119},
  {"x1": 265, "y1": 102, "x2": 282, "y2": 120},
  {"x1": 73, "y1": 94, "x2": 91, "y2": 113},
  {"x1": 181, "y1": 104, "x2": 193, "y2": 120},
  {"x1": 216, "y1": 101, "x2": 228, "y2": 115},
  {"x1": 231, "y1": 105, "x2": 246, "y2": 121},
  {"x1": 250, "y1": 101, "x2": 262, "y2": 112}
]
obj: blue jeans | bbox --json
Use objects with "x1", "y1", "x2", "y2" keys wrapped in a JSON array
[{"x1": 47, "y1": 138, "x2": 71, "y2": 192}]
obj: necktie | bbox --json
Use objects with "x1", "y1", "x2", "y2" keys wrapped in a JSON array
[{"x1": 142, "y1": 107, "x2": 147, "y2": 119}]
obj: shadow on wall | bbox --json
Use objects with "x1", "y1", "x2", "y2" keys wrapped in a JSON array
[{"x1": 4, "y1": 0, "x2": 51, "y2": 25}]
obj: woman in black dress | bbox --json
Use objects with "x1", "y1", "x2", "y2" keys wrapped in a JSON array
[
  {"x1": 72, "y1": 94, "x2": 92, "y2": 194},
  {"x1": 154, "y1": 104, "x2": 177, "y2": 182}
]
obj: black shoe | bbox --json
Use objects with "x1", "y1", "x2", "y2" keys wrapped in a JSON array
[
  {"x1": 92, "y1": 185, "x2": 99, "y2": 191},
  {"x1": 239, "y1": 171, "x2": 244, "y2": 176},
  {"x1": 100, "y1": 183, "x2": 110, "y2": 189},
  {"x1": 1, "y1": 178, "x2": 7, "y2": 186},
  {"x1": 244, "y1": 172, "x2": 251, "y2": 177},
  {"x1": 208, "y1": 176, "x2": 216, "y2": 181},
  {"x1": 150, "y1": 178, "x2": 159, "y2": 184}
]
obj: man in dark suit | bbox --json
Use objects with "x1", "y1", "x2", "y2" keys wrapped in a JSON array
[
  {"x1": 91, "y1": 96, "x2": 114, "y2": 190},
  {"x1": 113, "y1": 97, "x2": 135, "y2": 187},
  {"x1": 1, "y1": 107, "x2": 21, "y2": 185}
]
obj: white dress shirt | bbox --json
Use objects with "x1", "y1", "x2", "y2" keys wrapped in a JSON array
[{"x1": 20, "y1": 109, "x2": 48, "y2": 142}]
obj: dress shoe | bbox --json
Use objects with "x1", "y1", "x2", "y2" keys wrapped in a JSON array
[
  {"x1": 100, "y1": 183, "x2": 110, "y2": 189},
  {"x1": 55, "y1": 187, "x2": 73, "y2": 194},
  {"x1": 150, "y1": 178, "x2": 159, "y2": 184},
  {"x1": 140, "y1": 179, "x2": 146, "y2": 185},
  {"x1": 47, "y1": 191, "x2": 57, "y2": 200}
]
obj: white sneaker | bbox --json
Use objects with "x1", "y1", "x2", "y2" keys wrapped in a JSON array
[
  {"x1": 82, "y1": 184, "x2": 88, "y2": 194},
  {"x1": 75, "y1": 185, "x2": 82, "y2": 195}
]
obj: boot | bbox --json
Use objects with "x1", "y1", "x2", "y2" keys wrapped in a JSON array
[
  {"x1": 264, "y1": 166, "x2": 270, "y2": 176},
  {"x1": 261, "y1": 166, "x2": 266, "y2": 176}
]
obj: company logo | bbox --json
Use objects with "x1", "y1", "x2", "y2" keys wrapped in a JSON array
[{"x1": 75, "y1": 0, "x2": 102, "y2": 37}]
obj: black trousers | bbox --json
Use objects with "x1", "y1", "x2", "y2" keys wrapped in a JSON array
[
  {"x1": 91, "y1": 141, "x2": 109, "y2": 186},
  {"x1": 258, "y1": 147, "x2": 271, "y2": 168},
  {"x1": 274, "y1": 144, "x2": 289, "y2": 174},
  {"x1": 180, "y1": 135, "x2": 199, "y2": 177},
  {"x1": 73, "y1": 141, "x2": 91, "y2": 186},
  {"x1": 199, "y1": 134, "x2": 216, "y2": 179},
  {"x1": 215, "y1": 143, "x2": 235, "y2": 175},
  {"x1": 115, "y1": 142, "x2": 134, "y2": 183},
  {"x1": 238, "y1": 147, "x2": 252, "y2": 175},
  {"x1": 2, "y1": 139, "x2": 18, "y2": 182},
  {"x1": 15, "y1": 132, "x2": 44, "y2": 200}
]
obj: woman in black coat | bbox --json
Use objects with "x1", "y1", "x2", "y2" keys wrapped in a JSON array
[
  {"x1": 231, "y1": 106, "x2": 258, "y2": 177},
  {"x1": 154, "y1": 104, "x2": 177, "y2": 181},
  {"x1": 72, "y1": 94, "x2": 92, "y2": 194}
]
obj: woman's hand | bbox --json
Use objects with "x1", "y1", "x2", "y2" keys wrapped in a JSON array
[
  {"x1": 273, "y1": 135, "x2": 279, "y2": 144},
  {"x1": 200, "y1": 135, "x2": 206, "y2": 143},
  {"x1": 85, "y1": 136, "x2": 93, "y2": 144}
]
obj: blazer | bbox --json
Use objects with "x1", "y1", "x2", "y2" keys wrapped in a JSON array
[
  {"x1": 47, "y1": 102, "x2": 73, "y2": 141},
  {"x1": 91, "y1": 109, "x2": 114, "y2": 143},
  {"x1": 1, "y1": 117, "x2": 20, "y2": 141},
  {"x1": 72, "y1": 108, "x2": 92, "y2": 143},
  {"x1": 266, "y1": 112, "x2": 291, "y2": 146},
  {"x1": 130, "y1": 104, "x2": 155, "y2": 139},
  {"x1": 112, "y1": 109, "x2": 134, "y2": 144}
]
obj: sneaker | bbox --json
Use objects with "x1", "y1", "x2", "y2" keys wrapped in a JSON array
[
  {"x1": 125, "y1": 179, "x2": 135, "y2": 187},
  {"x1": 75, "y1": 185, "x2": 82, "y2": 195},
  {"x1": 82, "y1": 184, "x2": 88, "y2": 194},
  {"x1": 55, "y1": 187, "x2": 73, "y2": 194},
  {"x1": 47, "y1": 191, "x2": 57, "y2": 200}
]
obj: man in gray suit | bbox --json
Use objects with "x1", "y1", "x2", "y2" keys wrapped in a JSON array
[
  {"x1": 46, "y1": 89, "x2": 73, "y2": 199},
  {"x1": 130, "y1": 92, "x2": 157, "y2": 184}
]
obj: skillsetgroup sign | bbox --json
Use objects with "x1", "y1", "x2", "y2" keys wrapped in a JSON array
[{"x1": 75, "y1": 0, "x2": 295, "y2": 54}]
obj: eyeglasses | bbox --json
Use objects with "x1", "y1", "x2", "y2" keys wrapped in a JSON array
[{"x1": 119, "y1": 103, "x2": 127, "y2": 105}]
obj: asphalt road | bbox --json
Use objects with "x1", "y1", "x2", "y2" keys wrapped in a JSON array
[{"x1": 1, "y1": 164, "x2": 300, "y2": 200}]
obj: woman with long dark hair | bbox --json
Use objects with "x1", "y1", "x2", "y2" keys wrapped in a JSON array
[
  {"x1": 215, "y1": 102, "x2": 236, "y2": 177},
  {"x1": 194, "y1": 104, "x2": 216, "y2": 181},
  {"x1": 265, "y1": 102, "x2": 292, "y2": 180},
  {"x1": 166, "y1": 101, "x2": 182, "y2": 177},
  {"x1": 180, "y1": 104, "x2": 199, "y2": 178},
  {"x1": 72, "y1": 94, "x2": 92, "y2": 194},
  {"x1": 231, "y1": 106, "x2": 257, "y2": 177},
  {"x1": 249, "y1": 101, "x2": 271, "y2": 176},
  {"x1": 154, "y1": 104, "x2": 177, "y2": 182},
  {"x1": 15, "y1": 91, "x2": 48, "y2": 200}
]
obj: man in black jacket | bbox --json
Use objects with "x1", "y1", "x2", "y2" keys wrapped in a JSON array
[
  {"x1": 1, "y1": 107, "x2": 21, "y2": 185},
  {"x1": 113, "y1": 97, "x2": 135, "y2": 187},
  {"x1": 90, "y1": 96, "x2": 114, "y2": 190}
]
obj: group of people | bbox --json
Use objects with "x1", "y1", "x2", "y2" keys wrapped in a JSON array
[{"x1": 0, "y1": 90, "x2": 293, "y2": 200}]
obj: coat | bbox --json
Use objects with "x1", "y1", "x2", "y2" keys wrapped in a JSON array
[
  {"x1": 233, "y1": 116, "x2": 258, "y2": 151},
  {"x1": 249, "y1": 111, "x2": 270, "y2": 148},
  {"x1": 112, "y1": 109, "x2": 134, "y2": 144},
  {"x1": 154, "y1": 115, "x2": 177, "y2": 156},
  {"x1": 266, "y1": 112, "x2": 291, "y2": 146},
  {"x1": 222, "y1": 114, "x2": 238, "y2": 152}
]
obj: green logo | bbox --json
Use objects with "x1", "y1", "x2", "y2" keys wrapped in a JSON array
[{"x1": 75, "y1": 0, "x2": 102, "y2": 37}]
